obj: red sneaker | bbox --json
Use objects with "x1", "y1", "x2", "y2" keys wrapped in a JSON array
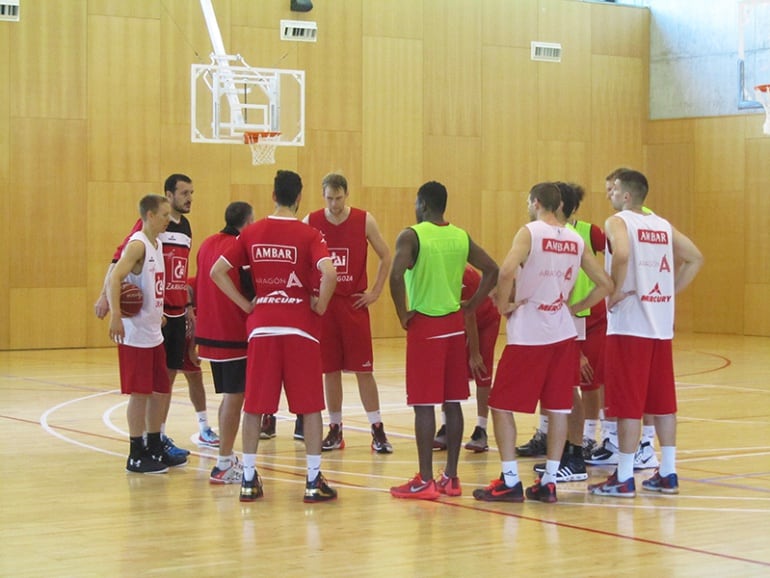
[
  {"x1": 436, "y1": 472, "x2": 462, "y2": 497},
  {"x1": 390, "y1": 473, "x2": 440, "y2": 500}
]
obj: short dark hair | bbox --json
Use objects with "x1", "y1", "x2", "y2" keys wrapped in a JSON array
[
  {"x1": 224, "y1": 201, "x2": 253, "y2": 228},
  {"x1": 274, "y1": 170, "x2": 303, "y2": 207},
  {"x1": 164, "y1": 173, "x2": 192, "y2": 194},
  {"x1": 529, "y1": 182, "x2": 562, "y2": 213},
  {"x1": 417, "y1": 181, "x2": 448, "y2": 213},
  {"x1": 322, "y1": 172, "x2": 348, "y2": 193},
  {"x1": 616, "y1": 169, "x2": 649, "y2": 203},
  {"x1": 139, "y1": 194, "x2": 169, "y2": 220}
]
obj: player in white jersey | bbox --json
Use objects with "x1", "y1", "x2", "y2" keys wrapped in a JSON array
[
  {"x1": 589, "y1": 170, "x2": 703, "y2": 498},
  {"x1": 473, "y1": 182, "x2": 612, "y2": 504}
]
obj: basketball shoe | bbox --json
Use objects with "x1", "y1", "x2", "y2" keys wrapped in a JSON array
[
  {"x1": 293, "y1": 415, "x2": 304, "y2": 440},
  {"x1": 433, "y1": 425, "x2": 447, "y2": 451},
  {"x1": 588, "y1": 471, "x2": 636, "y2": 498},
  {"x1": 198, "y1": 427, "x2": 220, "y2": 448},
  {"x1": 585, "y1": 437, "x2": 620, "y2": 465},
  {"x1": 371, "y1": 422, "x2": 393, "y2": 454},
  {"x1": 525, "y1": 479, "x2": 558, "y2": 503},
  {"x1": 515, "y1": 429, "x2": 547, "y2": 457},
  {"x1": 472, "y1": 475, "x2": 524, "y2": 502},
  {"x1": 464, "y1": 426, "x2": 489, "y2": 452},
  {"x1": 642, "y1": 470, "x2": 679, "y2": 494},
  {"x1": 436, "y1": 472, "x2": 462, "y2": 497},
  {"x1": 304, "y1": 473, "x2": 337, "y2": 503},
  {"x1": 260, "y1": 414, "x2": 277, "y2": 439},
  {"x1": 322, "y1": 423, "x2": 345, "y2": 451},
  {"x1": 126, "y1": 451, "x2": 168, "y2": 474},
  {"x1": 239, "y1": 472, "x2": 264, "y2": 502},
  {"x1": 633, "y1": 441, "x2": 660, "y2": 470},
  {"x1": 390, "y1": 473, "x2": 440, "y2": 500},
  {"x1": 210, "y1": 458, "x2": 243, "y2": 485}
]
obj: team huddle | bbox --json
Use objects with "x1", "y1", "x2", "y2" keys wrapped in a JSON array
[{"x1": 99, "y1": 167, "x2": 703, "y2": 504}]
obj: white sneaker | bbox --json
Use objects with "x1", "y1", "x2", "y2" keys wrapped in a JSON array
[
  {"x1": 210, "y1": 458, "x2": 243, "y2": 484},
  {"x1": 585, "y1": 437, "x2": 619, "y2": 465},
  {"x1": 633, "y1": 441, "x2": 660, "y2": 470}
]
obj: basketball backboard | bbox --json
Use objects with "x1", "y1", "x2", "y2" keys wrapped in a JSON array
[{"x1": 739, "y1": 0, "x2": 770, "y2": 107}]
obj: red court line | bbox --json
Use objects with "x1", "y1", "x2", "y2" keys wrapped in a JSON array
[
  {"x1": 438, "y1": 500, "x2": 770, "y2": 568},
  {"x1": 675, "y1": 349, "x2": 731, "y2": 378}
]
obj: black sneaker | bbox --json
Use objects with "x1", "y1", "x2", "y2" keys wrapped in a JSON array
[
  {"x1": 293, "y1": 415, "x2": 304, "y2": 440},
  {"x1": 464, "y1": 426, "x2": 489, "y2": 452},
  {"x1": 515, "y1": 429, "x2": 547, "y2": 457},
  {"x1": 433, "y1": 424, "x2": 447, "y2": 451},
  {"x1": 322, "y1": 423, "x2": 345, "y2": 451},
  {"x1": 260, "y1": 414, "x2": 277, "y2": 439},
  {"x1": 532, "y1": 452, "x2": 588, "y2": 482},
  {"x1": 371, "y1": 422, "x2": 393, "y2": 454},
  {"x1": 161, "y1": 435, "x2": 190, "y2": 457},
  {"x1": 525, "y1": 479, "x2": 557, "y2": 503},
  {"x1": 473, "y1": 475, "x2": 524, "y2": 502},
  {"x1": 126, "y1": 451, "x2": 168, "y2": 474},
  {"x1": 240, "y1": 472, "x2": 264, "y2": 502},
  {"x1": 304, "y1": 473, "x2": 337, "y2": 503}
]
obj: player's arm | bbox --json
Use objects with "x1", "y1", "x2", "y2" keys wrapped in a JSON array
[
  {"x1": 312, "y1": 258, "x2": 337, "y2": 316},
  {"x1": 571, "y1": 248, "x2": 614, "y2": 314},
  {"x1": 604, "y1": 215, "x2": 631, "y2": 310},
  {"x1": 106, "y1": 240, "x2": 145, "y2": 344},
  {"x1": 211, "y1": 256, "x2": 254, "y2": 314},
  {"x1": 95, "y1": 220, "x2": 142, "y2": 319},
  {"x1": 464, "y1": 237, "x2": 498, "y2": 314},
  {"x1": 389, "y1": 228, "x2": 418, "y2": 330},
  {"x1": 495, "y1": 226, "x2": 531, "y2": 317},
  {"x1": 671, "y1": 227, "x2": 704, "y2": 293},
  {"x1": 354, "y1": 212, "x2": 393, "y2": 308}
]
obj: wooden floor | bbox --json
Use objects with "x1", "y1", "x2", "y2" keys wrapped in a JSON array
[{"x1": 1, "y1": 332, "x2": 769, "y2": 577}]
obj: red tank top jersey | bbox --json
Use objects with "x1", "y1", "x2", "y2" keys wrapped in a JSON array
[
  {"x1": 194, "y1": 231, "x2": 249, "y2": 360},
  {"x1": 462, "y1": 266, "x2": 499, "y2": 328},
  {"x1": 222, "y1": 216, "x2": 331, "y2": 340},
  {"x1": 307, "y1": 207, "x2": 368, "y2": 296},
  {"x1": 114, "y1": 216, "x2": 192, "y2": 317}
]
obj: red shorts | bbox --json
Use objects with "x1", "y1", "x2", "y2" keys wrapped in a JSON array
[
  {"x1": 489, "y1": 338, "x2": 579, "y2": 413},
  {"x1": 406, "y1": 312, "x2": 469, "y2": 405},
  {"x1": 467, "y1": 319, "x2": 499, "y2": 387},
  {"x1": 319, "y1": 295, "x2": 374, "y2": 373},
  {"x1": 579, "y1": 317, "x2": 606, "y2": 391},
  {"x1": 118, "y1": 344, "x2": 170, "y2": 395},
  {"x1": 604, "y1": 335, "x2": 676, "y2": 418},
  {"x1": 244, "y1": 334, "x2": 324, "y2": 415}
]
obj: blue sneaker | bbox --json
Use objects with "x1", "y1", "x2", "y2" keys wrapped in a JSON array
[
  {"x1": 198, "y1": 427, "x2": 220, "y2": 448},
  {"x1": 162, "y1": 435, "x2": 190, "y2": 457},
  {"x1": 588, "y1": 471, "x2": 636, "y2": 498},
  {"x1": 642, "y1": 470, "x2": 679, "y2": 494}
]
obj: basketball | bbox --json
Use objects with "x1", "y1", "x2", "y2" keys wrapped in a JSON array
[{"x1": 120, "y1": 282, "x2": 144, "y2": 317}]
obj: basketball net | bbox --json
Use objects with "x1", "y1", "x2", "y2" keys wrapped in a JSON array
[
  {"x1": 244, "y1": 132, "x2": 281, "y2": 165},
  {"x1": 755, "y1": 85, "x2": 770, "y2": 135}
]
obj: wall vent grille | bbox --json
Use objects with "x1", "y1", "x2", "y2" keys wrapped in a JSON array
[
  {"x1": 0, "y1": 0, "x2": 20, "y2": 22},
  {"x1": 280, "y1": 19, "x2": 318, "y2": 42},
  {"x1": 531, "y1": 41, "x2": 562, "y2": 62}
]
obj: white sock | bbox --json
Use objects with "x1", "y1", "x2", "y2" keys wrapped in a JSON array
[
  {"x1": 477, "y1": 416, "x2": 488, "y2": 430},
  {"x1": 539, "y1": 414, "x2": 549, "y2": 434},
  {"x1": 660, "y1": 446, "x2": 676, "y2": 477},
  {"x1": 502, "y1": 461, "x2": 520, "y2": 488},
  {"x1": 307, "y1": 454, "x2": 321, "y2": 482},
  {"x1": 242, "y1": 453, "x2": 257, "y2": 482},
  {"x1": 328, "y1": 412, "x2": 342, "y2": 426},
  {"x1": 541, "y1": 459, "x2": 560, "y2": 485},
  {"x1": 642, "y1": 424, "x2": 656, "y2": 446},
  {"x1": 583, "y1": 419, "x2": 598, "y2": 441},
  {"x1": 366, "y1": 410, "x2": 381, "y2": 425},
  {"x1": 617, "y1": 452, "x2": 634, "y2": 482},
  {"x1": 441, "y1": 411, "x2": 447, "y2": 426},
  {"x1": 197, "y1": 411, "x2": 209, "y2": 433},
  {"x1": 160, "y1": 423, "x2": 167, "y2": 436},
  {"x1": 217, "y1": 454, "x2": 234, "y2": 470}
]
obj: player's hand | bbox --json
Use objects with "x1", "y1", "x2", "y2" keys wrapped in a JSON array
[
  {"x1": 189, "y1": 345, "x2": 201, "y2": 367},
  {"x1": 607, "y1": 290, "x2": 635, "y2": 311},
  {"x1": 94, "y1": 293, "x2": 110, "y2": 319},
  {"x1": 498, "y1": 298, "x2": 527, "y2": 318},
  {"x1": 109, "y1": 315, "x2": 125, "y2": 344},
  {"x1": 352, "y1": 292, "x2": 377, "y2": 309},
  {"x1": 579, "y1": 353, "x2": 594, "y2": 385},
  {"x1": 399, "y1": 310, "x2": 416, "y2": 330},
  {"x1": 185, "y1": 308, "x2": 196, "y2": 338},
  {"x1": 468, "y1": 352, "x2": 487, "y2": 380}
]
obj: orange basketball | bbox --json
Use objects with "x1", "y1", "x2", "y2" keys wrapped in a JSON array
[{"x1": 120, "y1": 282, "x2": 144, "y2": 317}]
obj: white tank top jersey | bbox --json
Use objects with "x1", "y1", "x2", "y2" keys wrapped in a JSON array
[
  {"x1": 605, "y1": 210, "x2": 675, "y2": 339},
  {"x1": 122, "y1": 231, "x2": 165, "y2": 348},
  {"x1": 506, "y1": 220, "x2": 584, "y2": 346}
]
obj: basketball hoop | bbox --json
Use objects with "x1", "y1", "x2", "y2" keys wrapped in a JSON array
[
  {"x1": 755, "y1": 85, "x2": 770, "y2": 135},
  {"x1": 244, "y1": 131, "x2": 281, "y2": 165}
]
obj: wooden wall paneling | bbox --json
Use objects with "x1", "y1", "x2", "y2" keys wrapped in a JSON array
[
  {"x1": 536, "y1": 0, "x2": 592, "y2": 143},
  {"x1": 646, "y1": 119, "x2": 694, "y2": 145},
  {"x1": 482, "y1": 0, "x2": 537, "y2": 48},
  {"x1": 589, "y1": 54, "x2": 645, "y2": 222},
  {"x1": 10, "y1": 0, "x2": 86, "y2": 119},
  {"x1": 363, "y1": 0, "x2": 422, "y2": 40},
  {"x1": 0, "y1": 21, "x2": 8, "y2": 348},
  {"x1": 229, "y1": 183, "x2": 276, "y2": 224},
  {"x1": 87, "y1": 0, "x2": 160, "y2": 18},
  {"x1": 693, "y1": 117, "x2": 746, "y2": 194},
  {"x1": 296, "y1": 129, "x2": 363, "y2": 213},
  {"x1": 536, "y1": 140, "x2": 589, "y2": 194},
  {"x1": 479, "y1": 189, "x2": 531, "y2": 267},
  {"x1": 86, "y1": 181, "x2": 156, "y2": 348},
  {"x1": 743, "y1": 138, "x2": 770, "y2": 285},
  {"x1": 423, "y1": 0, "x2": 482, "y2": 138},
  {"x1": 423, "y1": 135, "x2": 482, "y2": 237},
  {"x1": 298, "y1": 0, "x2": 362, "y2": 132},
  {"x1": 10, "y1": 288, "x2": 87, "y2": 349},
  {"x1": 360, "y1": 187, "x2": 418, "y2": 338},
  {"x1": 362, "y1": 37, "x2": 423, "y2": 188},
  {"x1": 231, "y1": 0, "x2": 301, "y2": 29},
  {"x1": 481, "y1": 46, "x2": 539, "y2": 192},
  {"x1": 744, "y1": 284, "x2": 770, "y2": 336},
  {"x1": 87, "y1": 15, "x2": 161, "y2": 183},
  {"x1": 10, "y1": 118, "x2": 87, "y2": 289},
  {"x1": 590, "y1": 2, "x2": 648, "y2": 58},
  {"x1": 690, "y1": 189, "x2": 745, "y2": 335}
]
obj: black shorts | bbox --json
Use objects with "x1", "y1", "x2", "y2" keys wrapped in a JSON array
[
  {"x1": 210, "y1": 359, "x2": 247, "y2": 394},
  {"x1": 162, "y1": 315, "x2": 186, "y2": 370}
]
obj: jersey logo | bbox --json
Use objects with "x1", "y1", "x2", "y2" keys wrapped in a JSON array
[
  {"x1": 255, "y1": 290, "x2": 303, "y2": 305},
  {"x1": 637, "y1": 229, "x2": 669, "y2": 244},
  {"x1": 329, "y1": 248, "x2": 349, "y2": 274},
  {"x1": 252, "y1": 244, "x2": 297, "y2": 264},
  {"x1": 659, "y1": 255, "x2": 671, "y2": 272},
  {"x1": 542, "y1": 239, "x2": 578, "y2": 255},
  {"x1": 154, "y1": 272, "x2": 164, "y2": 299},
  {"x1": 171, "y1": 256, "x2": 187, "y2": 282},
  {"x1": 537, "y1": 295, "x2": 565, "y2": 312},
  {"x1": 286, "y1": 271, "x2": 303, "y2": 288},
  {"x1": 641, "y1": 283, "x2": 672, "y2": 303}
]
